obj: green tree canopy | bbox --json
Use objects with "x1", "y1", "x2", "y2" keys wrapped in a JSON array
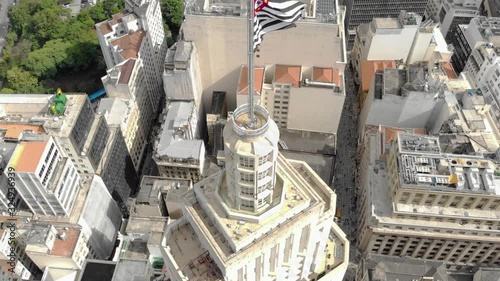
[{"x1": 6, "y1": 67, "x2": 40, "y2": 93}]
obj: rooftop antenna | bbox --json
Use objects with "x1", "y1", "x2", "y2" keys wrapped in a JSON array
[{"x1": 247, "y1": 0, "x2": 255, "y2": 125}]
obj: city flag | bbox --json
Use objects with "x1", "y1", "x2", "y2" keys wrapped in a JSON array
[{"x1": 253, "y1": 0, "x2": 306, "y2": 51}]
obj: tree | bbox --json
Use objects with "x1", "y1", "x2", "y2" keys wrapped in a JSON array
[
  {"x1": 6, "y1": 67, "x2": 39, "y2": 93},
  {"x1": 0, "y1": 88, "x2": 16, "y2": 94},
  {"x1": 161, "y1": 0, "x2": 183, "y2": 39},
  {"x1": 22, "y1": 39, "x2": 73, "y2": 77}
]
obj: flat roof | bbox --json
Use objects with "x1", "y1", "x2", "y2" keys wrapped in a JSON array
[
  {"x1": 125, "y1": 216, "x2": 167, "y2": 234},
  {"x1": 12, "y1": 141, "x2": 48, "y2": 173},
  {"x1": 274, "y1": 65, "x2": 301, "y2": 88},
  {"x1": 0, "y1": 123, "x2": 46, "y2": 140},
  {"x1": 156, "y1": 101, "x2": 203, "y2": 159},
  {"x1": 98, "y1": 98, "x2": 128, "y2": 126},
  {"x1": 373, "y1": 18, "x2": 401, "y2": 29},
  {"x1": 80, "y1": 260, "x2": 116, "y2": 281},
  {"x1": 111, "y1": 260, "x2": 150, "y2": 281},
  {"x1": 383, "y1": 68, "x2": 407, "y2": 96},
  {"x1": 237, "y1": 65, "x2": 265, "y2": 95}
]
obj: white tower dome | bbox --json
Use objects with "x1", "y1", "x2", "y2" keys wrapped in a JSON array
[{"x1": 222, "y1": 104, "x2": 280, "y2": 214}]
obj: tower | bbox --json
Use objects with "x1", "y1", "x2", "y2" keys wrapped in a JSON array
[{"x1": 222, "y1": 104, "x2": 280, "y2": 215}]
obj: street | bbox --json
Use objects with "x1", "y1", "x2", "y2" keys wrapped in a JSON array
[{"x1": 332, "y1": 59, "x2": 361, "y2": 281}]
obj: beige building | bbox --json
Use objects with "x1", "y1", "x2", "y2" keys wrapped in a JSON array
[
  {"x1": 161, "y1": 104, "x2": 349, "y2": 280},
  {"x1": 236, "y1": 64, "x2": 345, "y2": 134},
  {"x1": 24, "y1": 225, "x2": 90, "y2": 271},
  {"x1": 358, "y1": 129, "x2": 500, "y2": 271},
  {"x1": 101, "y1": 58, "x2": 155, "y2": 172},
  {"x1": 153, "y1": 101, "x2": 205, "y2": 181},
  {"x1": 182, "y1": 0, "x2": 347, "y2": 110}
]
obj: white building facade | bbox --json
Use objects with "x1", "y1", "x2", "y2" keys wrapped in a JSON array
[
  {"x1": 161, "y1": 104, "x2": 349, "y2": 281},
  {"x1": 96, "y1": 0, "x2": 167, "y2": 114},
  {"x1": 5, "y1": 137, "x2": 81, "y2": 216}
]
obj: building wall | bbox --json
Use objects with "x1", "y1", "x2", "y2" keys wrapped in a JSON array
[
  {"x1": 101, "y1": 126, "x2": 138, "y2": 207},
  {"x1": 183, "y1": 16, "x2": 344, "y2": 110},
  {"x1": 9, "y1": 138, "x2": 81, "y2": 216},
  {"x1": 359, "y1": 89, "x2": 442, "y2": 133},
  {"x1": 287, "y1": 87, "x2": 344, "y2": 134},
  {"x1": 344, "y1": 0, "x2": 427, "y2": 49},
  {"x1": 80, "y1": 176, "x2": 122, "y2": 260}
]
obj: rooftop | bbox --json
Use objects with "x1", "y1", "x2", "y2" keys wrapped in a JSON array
[
  {"x1": 155, "y1": 101, "x2": 203, "y2": 159},
  {"x1": 237, "y1": 65, "x2": 265, "y2": 95},
  {"x1": 363, "y1": 131, "x2": 500, "y2": 233},
  {"x1": 274, "y1": 65, "x2": 302, "y2": 88},
  {"x1": 10, "y1": 140, "x2": 48, "y2": 173},
  {"x1": 360, "y1": 60, "x2": 397, "y2": 93},
  {"x1": 0, "y1": 123, "x2": 46, "y2": 140},
  {"x1": 97, "y1": 11, "x2": 130, "y2": 35},
  {"x1": 382, "y1": 68, "x2": 407, "y2": 97},
  {"x1": 118, "y1": 59, "x2": 136, "y2": 84},
  {"x1": 79, "y1": 260, "x2": 116, "y2": 281},
  {"x1": 373, "y1": 18, "x2": 401, "y2": 29},
  {"x1": 110, "y1": 31, "x2": 146, "y2": 61},
  {"x1": 312, "y1": 67, "x2": 340, "y2": 85},
  {"x1": 137, "y1": 176, "x2": 191, "y2": 204},
  {"x1": 362, "y1": 254, "x2": 449, "y2": 281},
  {"x1": 125, "y1": 216, "x2": 167, "y2": 235},
  {"x1": 111, "y1": 259, "x2": 150, "y2": 281},
  {"x1": 395, "y1": 133, "x2": 500, "y2": 195},
  {"x1": 25, "y1": 225, "x2": 81, "y2": 257},
  {"x1": 118, "y1": 240, "x2": 149, "y2": 261},
  {"x1": 98, "y1": 98, "x2": 129, "y2": 126}
]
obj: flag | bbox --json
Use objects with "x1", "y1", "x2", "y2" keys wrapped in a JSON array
[{"x1": 253, "y1": 0, "x2": 306, "y2": 51}]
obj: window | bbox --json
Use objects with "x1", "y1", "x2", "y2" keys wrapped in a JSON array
[
  {"x1": 241, "y1": 200, "x2": 253, "y2": 208},
  {"x1": 240, "y1": 172, "x2": 254, "y2": 183},
  {"x1": 239, "y1": 157, "x2": 254, "y2": 168}
]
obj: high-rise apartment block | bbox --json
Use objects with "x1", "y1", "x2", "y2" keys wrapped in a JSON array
[
  {"x1": 100, "y1": 58, "x2": 155, "y2": 172},
  {"x1": 426, "y1": 0, "x2": 482, "y2": 41},
  {"x1": 358, "y1": 130, "x2": 500, "y2": 271},
  {"x1": 463, "y1": 44, "x2": 500, "y2": 128},
  {"x1": 0, "y1": 94, "x2": 137, "y2": 211},
  {"x1": 5, "y1": 135, "x2": 81, "y2": 216},
  {"x1": 161, "y1": 104, "x2": 349, "y2": 280},
  {"x1": 96, "y1": 0, "x2": 167, "y2": 114},
  {"x1": 450, "y1": 16, "x2": 500, "y2": 73},
  {"x1": 344, "y1": 0, "x2": 427, "y2": 49}
]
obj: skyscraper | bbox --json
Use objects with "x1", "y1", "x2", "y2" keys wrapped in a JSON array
[
  {"x1": 344, "y1": 0, "x2": 428, "y2": 49},
  {"x1": 160, "y1": 103, "x2": 349, "y2": 280}
]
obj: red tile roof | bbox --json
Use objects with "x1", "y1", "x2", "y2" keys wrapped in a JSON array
[
  {"x1": 118, "y1": 59, "x2": 136, "y2": 84},
  {"x1": 111, "y1": 31, "x2": 146, "y2": 60},
  {"x1": 441, "y1": 62, "x2": 457, "y2": 80},
  {"x1": 97, "y1": 11, "x2": 129, "y2": 35},
  {"x1": 238, "y1": 65, "x2": 265, "y2": 95},
  {"x1": 50, "y1": 228, "x2": 80, "y2": 257},
  {"x1": 274, "y1": 65, "x2": 301, "y2": 88},
  {"x1": 312, "y1": 67, "x2": 340, "y2": 85},
  {"x1": 361, "y1": 60, "x2": 397, "y2": 93}
]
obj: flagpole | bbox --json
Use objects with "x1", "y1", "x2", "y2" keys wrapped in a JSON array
[{"x1": 247, "y1": 0, "x2": 255, "y2": 124}]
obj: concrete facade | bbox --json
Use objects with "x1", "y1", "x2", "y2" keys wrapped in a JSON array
[
  {"x1": 182, "y1": 0, "x2": 346, "y2": 111},
  {"x1": 358, "y1": 130, "x2": 500, "y2": 271},
  {"x1": 161, "y1": 104, "x2": 349, "y2": 281},
  {"x1": 101, "y1": 58, "x2": 155, "y2": 172}
]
